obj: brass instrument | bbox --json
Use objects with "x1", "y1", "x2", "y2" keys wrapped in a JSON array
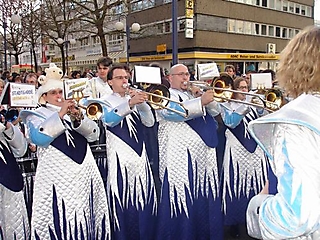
[
  {"x1": 70, "y1": 89, "x2": 103, "y2": 120},
  {"x1": 189, "y1": 79, "x2": 284, "y2": 112},
  {"x1": 128, "y1": 84, "x2": 188, "y2": 117}
]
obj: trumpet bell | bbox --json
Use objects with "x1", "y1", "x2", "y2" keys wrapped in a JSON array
[
  {"x1": 147, "y1": 84, "x2": 170, "y2": 109},
  {"x1": 86, "y1": 103, "x2": 103, "y2": 120},
  {"x1": 265, "y1": 89, "x2": 283, "y2": 110},
  {"x1": 212, "y1": 79, "x2": 233, "y2": 101}
]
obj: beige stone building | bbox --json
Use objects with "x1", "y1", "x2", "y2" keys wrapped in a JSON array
[{"x1": 121, "y1": 0, "x2": 314, "y2": 73}]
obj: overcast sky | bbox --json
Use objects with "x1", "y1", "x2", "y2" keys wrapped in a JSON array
[{"x1": 315, "y1": 0, "x2": 320, "y2": 20}]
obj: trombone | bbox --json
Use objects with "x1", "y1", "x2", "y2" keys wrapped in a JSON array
[
  {"x1": 127, "y1": 84, "x2": 188, "y2": 117},
  {"x1": 189, "y1": 79, "x2": 283, "y2": 112}
]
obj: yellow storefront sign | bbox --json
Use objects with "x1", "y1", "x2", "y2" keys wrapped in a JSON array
[{"x1": 119, "y1": 52, "x2": 280, "y2": 63}]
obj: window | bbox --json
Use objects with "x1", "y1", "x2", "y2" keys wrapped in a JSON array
[
  {"x1": 301, "y1": 5, "x2": 305, "y2": 15},
  {"x1": 157, "y1": 23, "x2": 164, "y2": 34},
  {"x1": 282, "y1": 28, "x2": 287, "y2": 38},
  {"x1": 255, "y1": 0, "x2": 260, "y2": 6},
  {"x1": 262, "y1": 0, "x2": 267, "y2": 7},
  {"x1": 289, "y1": 28, "x2": 293, "y2": 38},
  {"x1": 269, "y1": 0, "x2": 275, "y2": 8},
  {"x1": 295, "y1": 4, "x2": 300, "y2": 14},
  {"x1": 255, "y1": 23, "x2": 260, "y2": 35},
  {"x1": 236, "y1": 20, "x2": 244, "y2": 33},
  {"x1": 275, "y1": 27, "x2": 281, "y2": 37},
  {"x1": 80, "y1": 37, "x2": 89, "y2": 46},
  {"x1": 261, "y1": 25, "x2": 267, "y2": 35},
  {"x1": 282, "y1": 0, "x2": 288, "y2": 11},
  {"x1": 244, "y1": 22, "x2": 253, "y2": 34},
  {"x1": 306, "y1": 6, "x2": 311, "y2": 17},
  {"x1": 164, "y1": 22, "x2": 171, "y2": 33},
  {"x1": 229, "y1": 19, "x2": 236, "y2": 32},
  {"x1": 275, "y1": 0, "x2": 281, "y2": 10},
  {"x1": 179, "y1": 19, "x2": 186, "y2": 31},
  {"x1": 289, "y1": 2, "x2": 294, "y2": 12},
  {"x1": 268, "y1": 26, "x2": 274, "y2": 36}
]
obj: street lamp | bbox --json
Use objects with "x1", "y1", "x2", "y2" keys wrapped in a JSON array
[
  {"x1": 2, "y1": 13, "x2": 21, "y2": 71},
  {"x1": 115, "y1": 21, "x2": 140, "y2": 65},
  {"x1": 57, "y1": 37, "x2": 76, "y2": 76}
]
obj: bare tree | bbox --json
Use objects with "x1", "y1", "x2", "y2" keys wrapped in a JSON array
[
  {"x1": 37, "y1": 0, "x2": 80, "y2": 75},
  {"x1": 19, "y1": 0, "x2": 43, "y2": 72},
  {"x1": 67, "y1": 0, "x2": 127, "y2": 57},
  {"x1": 0, "y1": 0, "x2": 25, "y2": 69}
]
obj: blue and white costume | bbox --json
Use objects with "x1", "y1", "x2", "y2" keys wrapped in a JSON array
[
  {"x1": 97, "y1": 93, "x2": 157, "y2": 240},
  {"x1": 220, "y1": 102, "x2": 268, "y2": 225},
  {"x1": 156, "y1": 89, "x2": 224, "y2": 240},
  {"x1": 20, "y1": 104, "x2": 110, "y2": 240},
  {"x1": 247, "y1": 94, "x2": 320, "y2": 239},
  {"x1": 0, "y1": 123, "x2": 29, "y2": 239}
]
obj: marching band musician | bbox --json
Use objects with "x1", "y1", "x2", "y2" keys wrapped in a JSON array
[
  {"x1": 19, "y1": 66, "x2": 111, "y2": 239},
  {"x1": 155, "y1": 63, "x2": 224, "y2": 240},
  {"x1": 92, "y1": 65, "x2": 157, "y2": 240},
  {"x1": 219, "y1": 77, "x2": 269, "y2": 238},
  {"x1": 246, "y1": 25, "x2": 320, "y2": 239},
  {"x1": 83, "y1": 56, "x2": 113, "y2": 99},
  {"x1": 0, "y1": 111, "x2": 29, "y2": 239},
  {"x1": 82, "y1": 56, "x2": 113, "y2": 191}
]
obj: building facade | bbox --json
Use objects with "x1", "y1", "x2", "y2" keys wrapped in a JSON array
[
  {"x1": 20, "y1": 0, "x2": 314, "y2": 74},
  {"x1": 123, "y1": 0, "x2": 314, "y2": 73}
]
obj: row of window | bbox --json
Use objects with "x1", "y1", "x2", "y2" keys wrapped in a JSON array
[
  {"x1": 130, "y1": 0, "x2": 312, "y2": 19},
  {"x1": 228, "y1": 19, "x2": 300, "y2": 39},
  {"x1": 227, "y1": 0, "x2": 312, "y2": 18}
]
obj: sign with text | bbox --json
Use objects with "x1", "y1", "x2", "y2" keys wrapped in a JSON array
[
  {"x1": 0, "y1": 83, "x2": 37, "y2": 107},
  {"x1": 63, "y1": 78, "x2": 88, "y2": 99},
  {"x1": 250, "y1": 73, "x2": 272, "y2": 89},
  {"x1": 197, "y1": 62, "x2": 220, "y2": 80}
]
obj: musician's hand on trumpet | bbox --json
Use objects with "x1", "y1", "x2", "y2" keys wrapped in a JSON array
[{"x1": 128, "y1": 91, "x2": 148, "y2": 109}]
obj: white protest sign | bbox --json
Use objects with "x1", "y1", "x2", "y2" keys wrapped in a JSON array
[
  {"x1": 8, "y1": 83, "x2": 37, "y2": 107},
  {"x1": 250, "y1": 73, "x2": 272, "y2": 89},
  {"x1": 132, "y1": 66, "x2": 161, "y2": 85},
  {"x1": 197, "y1": 63, "x2": 220, "y2": 81}
]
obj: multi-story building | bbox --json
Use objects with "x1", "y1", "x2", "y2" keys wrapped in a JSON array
[
  {"x1": 121, "y1": 0, "x2": 314, "y2": 73},
  {"x1": 30, "y1": 0, "x2": 315, "y2": 74}
]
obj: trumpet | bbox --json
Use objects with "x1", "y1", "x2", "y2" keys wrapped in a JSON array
[
  {"x1": 189, "y1": 79, "x2": 283, "y2": 112},
  {"x1": 126, "y1": 84, "x2": 188, "y2": 117},
  {"x1": 70, "y1": 89, "x2": 103, "y2": 120}
]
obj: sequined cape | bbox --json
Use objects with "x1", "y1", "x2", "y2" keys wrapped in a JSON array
[
  {"x1": 156, "y1": 89, "x2": 224, "y2": 240},
  {"x1": 98, "y1": 93, "x2": 157, "y2": 240},
  {"x1": 20, "y1": 105, "x2": 110, "y2": 240},
  {"x1": 220, "y1": 102, "x2": 268, "y2": 225},
  {"x1": 247, "y1": 94, "x2": 320, "y2": 239},
  {"x1": 0, "y1": 124, "x2": 29, "y2": 240}
]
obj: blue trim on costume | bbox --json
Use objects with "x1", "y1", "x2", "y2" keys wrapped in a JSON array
[
  {"x1": 160, "y1": 101, "x2": 187, "y2": 121},
  {"x1": 28, "y1": 121, "x2": 55, "y2": 148},
  {"x1": 102, "y1": 106, "x2": 124, "y2": 127},
  {"x1": 0, "y1": 141, "x2": 24, "y2": 192},
  {"x1": 222, "y1": 108, "x2": 244, "y2": 128}
]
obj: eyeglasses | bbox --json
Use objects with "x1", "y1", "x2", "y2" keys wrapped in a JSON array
[
  {"x1": 112, "y1": 76, "x2": 129, "y2": 80},
  {"x1": 47, "y1": 90, "x2": 63, "y2": 95},
  {"x1": 172, "y1": 72, "x2": 190, "y2": 77},
  {"x1": 237, "y1": 86, "x2": 248, "y2": 90}
]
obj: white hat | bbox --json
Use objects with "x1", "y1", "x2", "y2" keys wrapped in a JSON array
[{"x1": 37, "y1": 63, "x2": 64, "y2": 103}]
